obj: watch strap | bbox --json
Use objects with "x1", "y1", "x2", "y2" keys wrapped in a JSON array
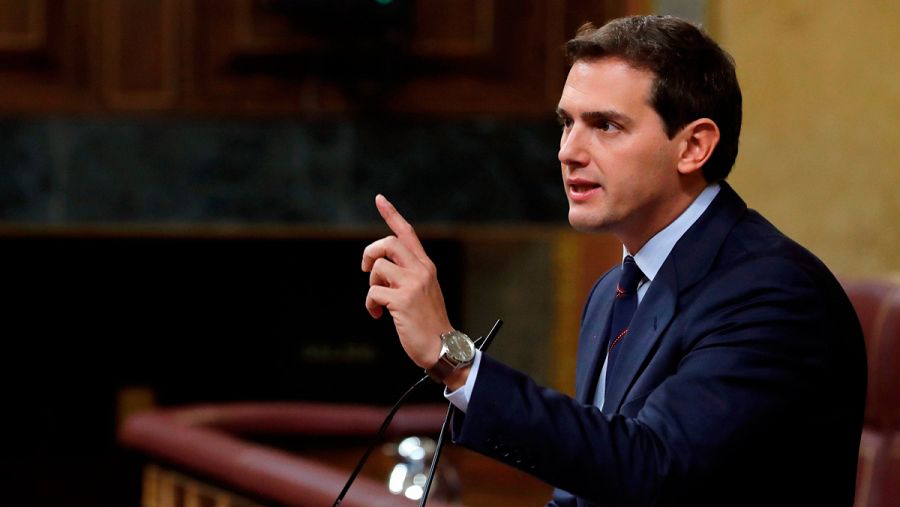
[{"x1": 426, "y1": 356, "x2": 457, "y2": 383}]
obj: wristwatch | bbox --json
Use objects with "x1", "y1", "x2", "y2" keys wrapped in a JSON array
[{"x1": 425, "y1": 329, "x2": 476, "y2": 383}]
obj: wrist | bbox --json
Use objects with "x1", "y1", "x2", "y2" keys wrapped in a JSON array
[
  {"x1": 425, "y1": 329, "x2": 475, "y2": 384},
  {"x1": 422, "y1": 321, "x2": 453, "y2": 368},
  {"x1": 443, "y1": 363, "x2": 471, "y2": 391}
]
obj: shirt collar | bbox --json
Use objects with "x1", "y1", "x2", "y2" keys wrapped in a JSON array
[{"x1": 625, "y1": 182, "x2": 721, "y2": 283}]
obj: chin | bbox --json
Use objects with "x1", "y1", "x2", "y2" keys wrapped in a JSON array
[{"x1": 568, "y1": 209, "x2": 611, "y2": 233}]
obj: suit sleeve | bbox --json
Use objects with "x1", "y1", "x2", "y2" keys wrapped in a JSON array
[
  {"x1": 449, "y1": 255, "x2": 862, "y2": 506},
  {"x1": 546, "y1": 488, "x2": 578, "y2": 506}
]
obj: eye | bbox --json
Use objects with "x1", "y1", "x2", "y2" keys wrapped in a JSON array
[
  {"x1": 597, "y1": 121, "x2": 620, "y2": 133},
  {"x1": 556, "y1": 115, "x2": 573, "y2": 129}
]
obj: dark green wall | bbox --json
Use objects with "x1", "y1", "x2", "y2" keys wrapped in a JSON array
[{"x1": 0, "y1": 117, "x2": 567, "y2": 224}]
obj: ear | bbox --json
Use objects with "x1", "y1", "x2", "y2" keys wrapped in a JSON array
[{"x1": 676, "y1": 118, "x2": 720, "y2": 176}]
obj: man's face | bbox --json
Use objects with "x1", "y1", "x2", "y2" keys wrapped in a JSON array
[{"x1": 557, "y1": 57, "x2": 684, "y2": 250}]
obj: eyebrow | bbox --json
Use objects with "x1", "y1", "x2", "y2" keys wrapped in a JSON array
[{"x1": 555, "y1": 107, "x2": 631, "y2": 126}]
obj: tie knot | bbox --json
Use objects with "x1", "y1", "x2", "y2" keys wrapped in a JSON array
[{"x1": 617, "y1": 256, "x2": 644, "y2": 295}]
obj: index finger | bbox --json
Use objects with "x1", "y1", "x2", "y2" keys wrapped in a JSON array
[{"x1": 375, "y1": 194, "x2": 428, "y2": 261}]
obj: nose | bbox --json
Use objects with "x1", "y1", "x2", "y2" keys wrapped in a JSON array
[{"x1": 558, "y1": 125, "x2": 589, "y2": 169}]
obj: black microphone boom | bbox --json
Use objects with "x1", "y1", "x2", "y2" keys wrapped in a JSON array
[
  {"x1": 418, "y1": 319, "x2": 502, "y2": 506},
  {"x1": 333, "y1": 319, "x2": 504, "y2": 507}
]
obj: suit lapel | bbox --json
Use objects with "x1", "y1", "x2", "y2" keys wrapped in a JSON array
[{"x1": 602, "y1": 182, "x2": 748, "y2": 413}]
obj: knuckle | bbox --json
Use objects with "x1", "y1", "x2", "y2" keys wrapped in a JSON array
[
  {"x1": 410, "y1": 277, "x2": 428, "y2": 295},
  {"x1": 366, "y1": 237, "x2": 384, "y2": 251},
  {"x1": 380, "y1": 236, "x2": 397, "y2": 252},
  {"x1": 362, "y1": 244, "x2": 378, "y2": 261},
  {"x1": 367, "y1": 286, "x2": 385, "y2": 304}
]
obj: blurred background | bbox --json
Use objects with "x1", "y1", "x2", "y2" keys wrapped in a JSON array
[{"x1": 0, "y1": 0, "x2": 896, "y2": 505}]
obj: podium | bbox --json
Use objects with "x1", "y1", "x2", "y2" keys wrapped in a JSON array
[{"x1": 119, "y1": 402, "x2": 453, "y2": 506}]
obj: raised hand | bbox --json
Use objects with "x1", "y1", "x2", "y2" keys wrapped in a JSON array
[{"x1": 362, "y1": 195, "x2": 452, "y2": 370}]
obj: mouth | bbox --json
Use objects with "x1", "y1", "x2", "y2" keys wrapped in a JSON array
[{"x1": 567, "y1": 179, "x2": 602, "y2": 201}]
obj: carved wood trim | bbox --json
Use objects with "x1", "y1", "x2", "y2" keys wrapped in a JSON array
[
  {"x1": 232, "y1": 0, "x2": 319, "y2": 52},
  {"x1": 0, "y1": 0, "x2": 46, "y2": 51},
  {"x1": 101, "y1": 0, "x2": 179, "y2": 110},
  {"x1": 544, "y1": 0, "x2": 567, "y2": 107},
  {"x1": 412, "y1": 0, "x2": 495, "y2": 57}
]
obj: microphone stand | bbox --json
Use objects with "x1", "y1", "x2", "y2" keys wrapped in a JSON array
[
  {"x1": 418, "y1": 319, "x2": 502, "y2": 507},
  {"x1": 333, "y1": 319, "x2": 503, "y2": 507}
]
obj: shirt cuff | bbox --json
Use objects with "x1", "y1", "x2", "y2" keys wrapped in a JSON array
[{"x1": 443, "y1": 349, "x2": 482, "y2": 413}]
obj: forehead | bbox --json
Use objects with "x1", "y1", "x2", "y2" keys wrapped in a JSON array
[{"x1": 559, "y1": 58, "x2": 656, "y2": 112}]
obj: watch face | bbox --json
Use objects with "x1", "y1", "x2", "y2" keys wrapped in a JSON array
[{"x1": 445, "y1": 331, "x2": 475, "y2": 363}]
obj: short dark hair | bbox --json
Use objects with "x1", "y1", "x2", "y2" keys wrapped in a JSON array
[{"x1": 565, "y1": 16, "x2": 742, "y2": 182}]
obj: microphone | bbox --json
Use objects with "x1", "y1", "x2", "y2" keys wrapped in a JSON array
[
  {"x1": 418, "y1": 319, "x2": 502, "y2": 506},
  {"x1": 333, "y1": 319, "x2": 503, "y2": 507}
]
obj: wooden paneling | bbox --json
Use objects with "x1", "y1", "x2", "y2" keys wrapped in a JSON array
[
  {"x1": 179, "y1": 0, "x2": 618, "y2": 116},
  {"x1": 0, "y1": 0, "x2": 45, "y2": 51},
  {"x1": 0, "y1": 0, "x2": 630, "y2": 116},
  {"x1": 0, "y1": 0, "x2": 94, "y2": 113},
  {"x1": 412, "y1": 0, "x2": 494, "y2": 57},
  {"x1": 100, "y1": 0, "x2": 178, "y2": 109},
  {"x1": 181, "y1": 0, "x2": 329, "y2": 114}
]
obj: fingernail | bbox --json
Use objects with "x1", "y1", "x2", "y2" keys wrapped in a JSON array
[{"x1": 376, "y1": 194, "x2": 394, "y2": 208}]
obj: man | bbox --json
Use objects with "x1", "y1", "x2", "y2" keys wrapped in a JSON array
[{"x1": 362, "y1": 16, "x2": 866, "y2": 506}]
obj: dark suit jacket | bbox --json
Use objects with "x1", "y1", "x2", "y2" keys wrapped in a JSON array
[{"x1": 451, "y1": 183, "x2": 866, "y2": 506}]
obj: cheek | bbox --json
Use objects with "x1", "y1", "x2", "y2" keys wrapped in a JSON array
[
  {"x1": 631, "y1": 136, "x2": 674, "y2": 174},
  {"x1": 604, "y1": 144, "x2": 662, "y2": 197}
]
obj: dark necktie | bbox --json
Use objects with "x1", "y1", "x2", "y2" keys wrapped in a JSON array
[{"x1": 606, "y1": 255, "x2": 644, "y2": 377}]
